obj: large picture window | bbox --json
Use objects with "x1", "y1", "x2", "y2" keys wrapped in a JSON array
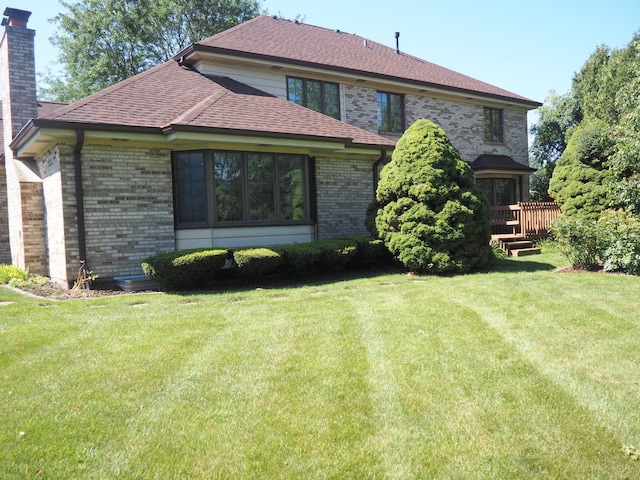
[
  {"x1": 287, "y1": 77, "x2": 340, "y2": 119},
  {"x1": 377, "y1": 91, "x2": 404, "y2": 133},
  {"x1": 173, "y1": 151, "x2": 310, "y2": 227},
  {"x1": 484, "y1": 107, "x2": 503, "y2": 143}
]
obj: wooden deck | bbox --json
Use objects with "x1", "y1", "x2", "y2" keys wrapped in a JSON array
[{"x1": 490, "y1": 202, "x2": 561, "y2": 256}]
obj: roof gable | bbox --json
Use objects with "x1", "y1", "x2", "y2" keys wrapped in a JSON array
[{"x1": 189, "y1": 15, "x2": 539, "y2": 106}]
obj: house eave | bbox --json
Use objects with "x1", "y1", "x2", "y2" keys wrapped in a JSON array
[
  {"x1": 473, "y1": 167, "x2": 536, "y2": 176},
  {"x1": 179, "y1": 45, "x2": 542, "y2": 109},
  {"x1": 12, "y1": 119, "x2": 393, "y2": 159}
]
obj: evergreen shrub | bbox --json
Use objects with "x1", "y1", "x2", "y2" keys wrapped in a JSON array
[
  {"x1": 548, "y1": 120, "x2": 615, "y2": 220},
  {"x1": 374, "y1": 119, "x2": 491, "y2": 273}
]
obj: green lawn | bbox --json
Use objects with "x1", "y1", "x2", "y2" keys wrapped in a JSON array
[{"x1": 2, "y1": 247, "x2": 640, "y2": 478}]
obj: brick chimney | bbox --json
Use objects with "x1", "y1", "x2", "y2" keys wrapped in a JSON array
[
  {"x1": 0, "y1": 7, "x2": 45, "y2": 273},
  {"x1": 1, "y1": 7, "x2": 37, "y2": 137}
]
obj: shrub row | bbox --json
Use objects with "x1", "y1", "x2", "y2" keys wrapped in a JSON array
[
  {"x1": 551, "y1": 210, "x2": 640, "y2": 274},
  {"x1": 141, "y1": 248, "x2": 229, "y2": 289},
  {"x1": 142, "y1": 236, "x2": 390, "y2": 290}
]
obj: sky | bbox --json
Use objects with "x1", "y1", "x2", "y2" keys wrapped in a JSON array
[{"x1": 8, "y1": 0, "x2": 640, "y2": 126}]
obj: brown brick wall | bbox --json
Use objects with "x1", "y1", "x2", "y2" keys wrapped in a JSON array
[
  {"x1": 315, "y1": 155, "x2": 375, "y2": 239},
  {"x1": 20, "y1": 181, "x2": 46, "y2": 274},
  {"x1": 37, "y1": 143, "x2": 177, "y2": 283},
  {"x1": 1, "y1": 22, "x2": 41, "y2": 272},
  {"x1": 79, "y1": 144, "x2": 176, "y2": 279},
  {"x1": 343, "y1": 83, "x2": 530, "y2": 168},
  {"x1": 406, "y1": 94, "x2": 530, "y2": 165},
  {"x1": 343, "y1": 84, "x2": 378, "y2": 133},
  {"x1": 38, "y1": 145, "x2": 75, "y2": 284},
  {"x1": 0, "y1": 162, "x2": 9, "y2": 264}
]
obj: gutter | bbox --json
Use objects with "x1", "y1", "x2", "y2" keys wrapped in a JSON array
[
  {"x1": 73, "y1": 129, "x2": 89, "y2": 285},
  {"x1": 373, "y1": 150, "x2": 387, "y2": 193}
]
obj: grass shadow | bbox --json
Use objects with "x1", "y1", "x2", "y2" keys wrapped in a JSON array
[
  {"x1": 166, "y1": 255, "x2": 560, "y2": 297},
  {"x1": 166, "y1": 263, "x2": 411, "y2": 296},
  {"x1": 490, "y1": 257, "x2": 558, "y2": 274}
]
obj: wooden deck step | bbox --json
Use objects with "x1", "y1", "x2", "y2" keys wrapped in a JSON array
[
  {"x1": 491, "y1": 236, "x2": 541, "y2": 257},
  {"x1": 491, "y1": 234, "x2": 523, "y2": 242},
  {"x1": 506, "y1": 240, "x2": 534, "y2": 250},
  {"x1": 511, "y1": 247, "x2": 542, "y2": 257}
]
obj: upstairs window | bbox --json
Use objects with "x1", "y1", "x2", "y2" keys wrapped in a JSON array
[
  {"x1": 377, "y1": 92, "x2": 404, "y2": 133},
  {"x1": 484, "y1": 107, "x2": 503, "y2": 142},
  {"x1": 287, "y1": 77, "x2": 340, "y2": 119}
]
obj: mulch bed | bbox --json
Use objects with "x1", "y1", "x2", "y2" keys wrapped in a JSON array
[{"x1": 12, "y1": 280, "x2": 134, "y2": 301}]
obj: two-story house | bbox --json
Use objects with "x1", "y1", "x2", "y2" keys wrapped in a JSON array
[{"x1": 0, "y1": 8, "x2": 540, "y2": 286}]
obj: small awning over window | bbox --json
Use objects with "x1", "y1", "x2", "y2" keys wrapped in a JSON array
[{"x1": 470, "y1": 154, "x2": 535, "y2": 174}]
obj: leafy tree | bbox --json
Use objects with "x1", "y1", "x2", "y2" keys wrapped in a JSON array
[
  {"x1": 573, "y1": 35, "x2": 640, "y2": 125},
  {"x1": 375, "y1": 119, "x2": 491, "y2": 274},
  {"x1": 529, "y1": 92, "x2": 582, "y2": 201},
  {"x1": 41, "y1": 0, "x2": 262, "y2": 101},
  {"x1": 548, "y1": 119, "x2": 615, "y2": 220},
  {"x1": 610, "y1": 49, "x2": 640, "y2": 213}
]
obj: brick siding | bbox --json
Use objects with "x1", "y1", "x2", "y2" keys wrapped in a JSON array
[
  {"x1": 20, "y1": 181, "x2": 46, "y2": 274},
  {"x1": 1, "y1": 23, "x2": 41, "y2": 272},
  {"x1": 38, "y1": 145, "x2": 75, "y2": 284},
  {"x1": 78, "y1": 144, "x2": 175, "y2": 279},
  {"x1": 343, "y1": 83, "x2": 530, "y2": 168},
  {"x1": 343, "y1": 84, "x2": 379, "y2": 133},
  {"x1": 36, "y1": 143, "x2": 176, "y2": 284},
  {"x1": 406, "y1": 94, "x2": 529, "y2": 165},
  {"x1": 0, "y1": 163, "x2": 9, "y2": 264},
  {"x1": 315, "y1": 155, "x2": 376, "y2": 239}
]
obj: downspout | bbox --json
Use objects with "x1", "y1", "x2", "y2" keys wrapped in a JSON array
[
  {"x1": 73, "y1": 129, "x2": 88, "y2": 285},
  {"x1": 373, "y1": 150, "x2": 386, "y2": 195}
]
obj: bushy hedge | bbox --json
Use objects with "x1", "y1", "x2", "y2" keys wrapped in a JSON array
[
  {"x1": 551, "y1": 209, "x2": 640, "y2": 274},
  {"x1": 142, "y1": 236, "x2": 391, "y2": 289},
  {"x1": 233, "y1": 248, "x2": 283, "y2": 278},
  {"x1": 141, "y1": 248, "x2": 229, "y2": 289},
  {"x1": 597, "y1": 210, "x2": 640, "y2": 275},
  {"x1": 551, "y1": 215, "x2": 600, "y2": 270}
]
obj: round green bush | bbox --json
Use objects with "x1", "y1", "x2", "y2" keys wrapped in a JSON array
[
  {"x1": 233, "y1": 248, "x2": 283, "y2": 278},
  {"x1": 375, "y1": 119, "x2": 491, "y2": 274},
  {"x1": 142, "y1": 248, "x2": 228, "y2": 289},
  {"x1": 548, "y1": 119, "x2": 615, "y2": 220}
]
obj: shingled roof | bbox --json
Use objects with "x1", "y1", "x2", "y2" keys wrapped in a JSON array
[
  {"x1": 183, "y1": 15, "x2": 539, "y2": 107},
  {"x1": 22, "y1": 61, "x2": 394, "y2": 150},
  {"x1": 0, "y1": 100, "x2": 66, "y2": 153}
]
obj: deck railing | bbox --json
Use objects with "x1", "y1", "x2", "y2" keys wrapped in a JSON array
[{"x1": 490, "y1": 202, "x2": 561, "y2": 239}]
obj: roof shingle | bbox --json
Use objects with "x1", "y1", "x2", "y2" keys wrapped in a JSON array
[
  {"x1": 33, "y1": 62, "x2": 395, "y2": 149},
  {"x1": 190, "y1": 16, "x2": 539, "y2": 106}
]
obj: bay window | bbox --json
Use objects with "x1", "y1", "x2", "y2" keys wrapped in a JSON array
[{"x1": 173, "y1": 150, "x2": 310, "y2": 227}]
